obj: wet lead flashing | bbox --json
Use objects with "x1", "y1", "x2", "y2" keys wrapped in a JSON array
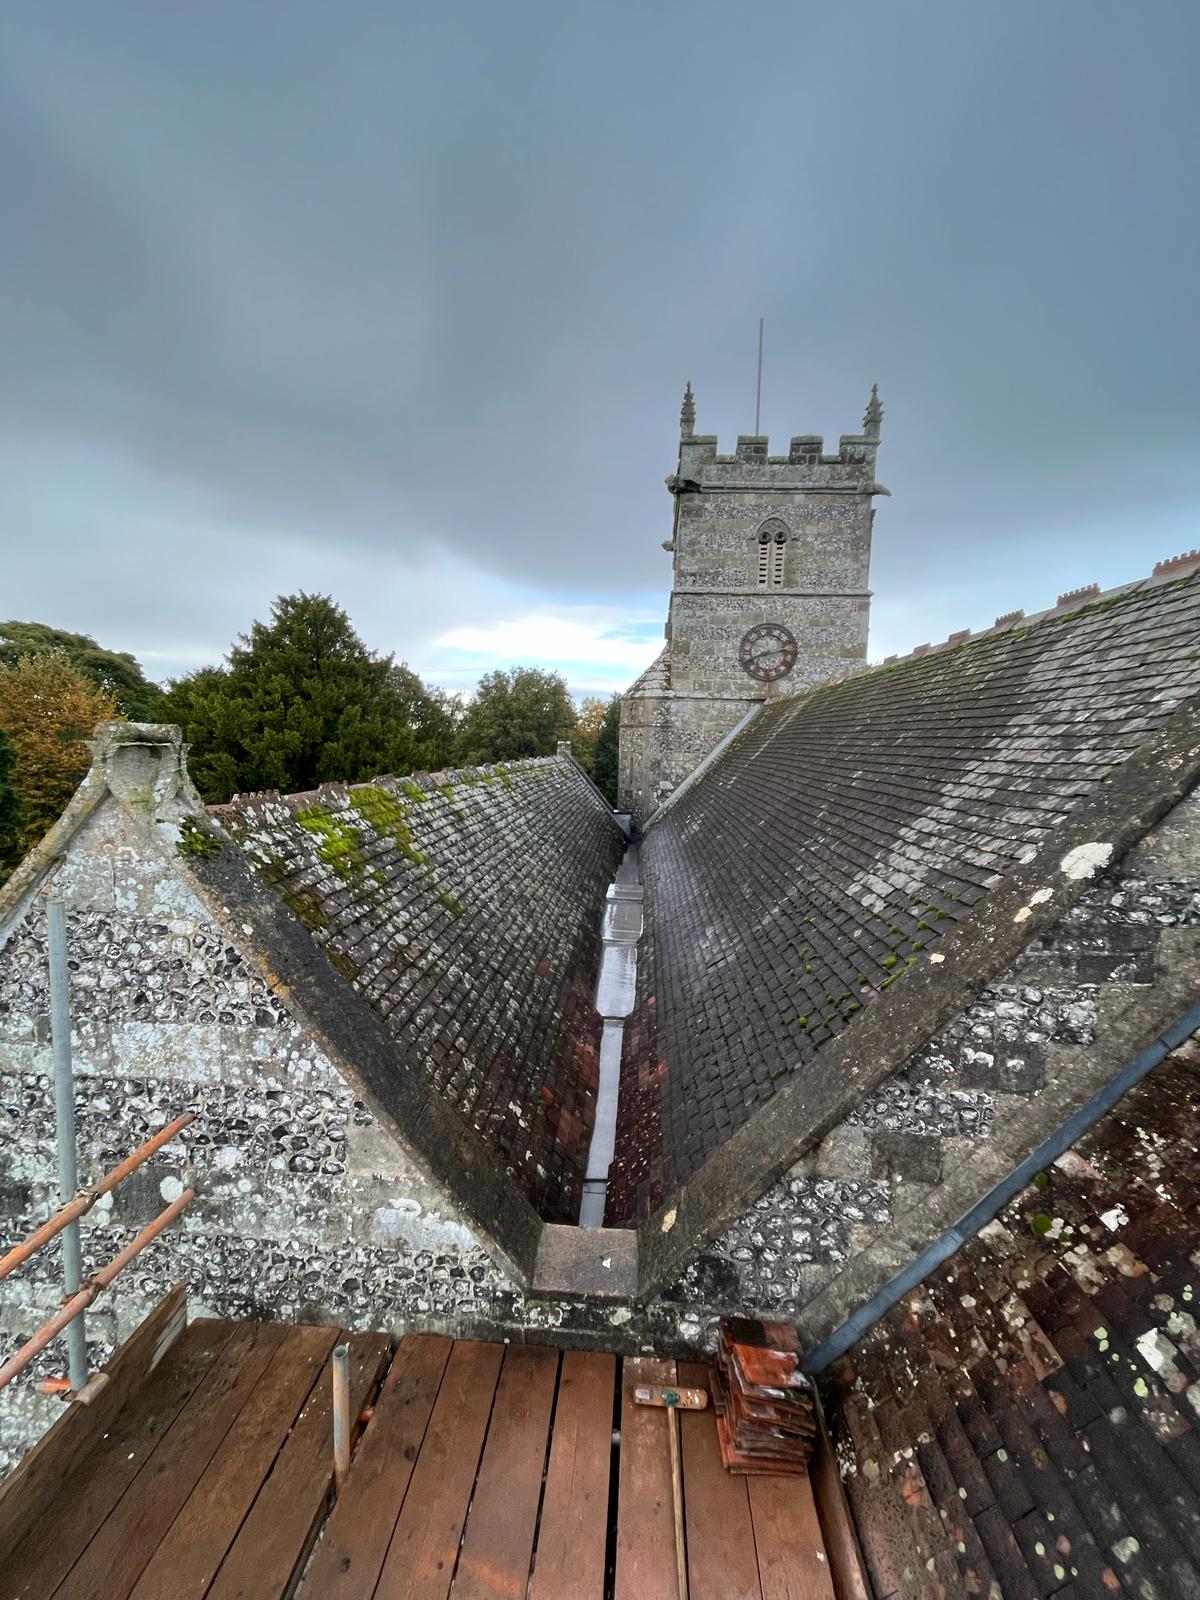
[{"x1": 580, "y1": 841, "x2": 644, "y2": 1226}]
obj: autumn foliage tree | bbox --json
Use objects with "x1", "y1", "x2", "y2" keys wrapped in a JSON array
[
  {"x1": 0, "y1": 732, "x2": 25, "y2": 877},
  {"x1": 0, "y1": 621, "x2": 161, "y2": 719},
  {"x1": 570, "y1": 696, "x2": 608, "y2": 774},
  {"x1": 565, "y1": 695, "x2": 620, "y2": 804},
  {"x1": 0, "y1": 655, "x2": 118, "y2": 861}
]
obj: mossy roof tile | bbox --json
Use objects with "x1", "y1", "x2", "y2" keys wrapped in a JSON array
[
  {"x1": 216, "y1": 755, "x2": 625, "y2": 1221},
  {"x1": 613, "y1": 571, "x2": 1200, "y2": 1220}
]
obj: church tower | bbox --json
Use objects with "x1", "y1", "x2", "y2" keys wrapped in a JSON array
[{"x1": 618, "y1": 384, "x2": 887, "y2": 820}]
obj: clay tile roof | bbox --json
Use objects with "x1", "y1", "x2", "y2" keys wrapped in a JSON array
[
  {"x1": 216, "y1": 755, "x2": 626, "y2": 1222},
  {"x1": 612, "y1": 570, "x2": 1200, "y2": 1218}
]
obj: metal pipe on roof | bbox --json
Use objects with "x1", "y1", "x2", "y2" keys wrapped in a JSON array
[
  {"x1": 47, "y1": 899, "x2": 88, "y2": 1393},
  {"x1": 331, "y1": 1342, "x2": 351, "y2": 1492}
]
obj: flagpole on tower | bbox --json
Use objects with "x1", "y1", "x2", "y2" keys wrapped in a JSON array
[{"x1": 754, "y1": 317, "x2": 764, "y2": 435}]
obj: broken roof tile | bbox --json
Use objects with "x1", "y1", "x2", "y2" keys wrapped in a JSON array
[{"x1": 823, "y1": 1033, "x2": 1200, "y2": 1599}]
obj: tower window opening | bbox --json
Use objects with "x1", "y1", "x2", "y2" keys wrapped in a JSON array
[{"x1": 757, "y1": 525, "x2": 787, "y2": 588}]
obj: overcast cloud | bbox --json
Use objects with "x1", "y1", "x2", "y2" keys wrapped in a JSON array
[{"x1": 2, "y1": 1, "x2": 1197, "y2": 695}]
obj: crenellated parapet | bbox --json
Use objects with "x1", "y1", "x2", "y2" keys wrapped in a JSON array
[{"x1": 672, "y1": 384, "x2": 887, "y2": 493}]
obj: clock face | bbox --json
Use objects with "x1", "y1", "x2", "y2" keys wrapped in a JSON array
[{"x1": 739, "y1": 623, "x2": 798, "y2": 682}]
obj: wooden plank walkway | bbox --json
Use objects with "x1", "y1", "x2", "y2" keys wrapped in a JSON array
[{"x1": 0, "y1": 1319, "x2": 841, "y2": 1600}]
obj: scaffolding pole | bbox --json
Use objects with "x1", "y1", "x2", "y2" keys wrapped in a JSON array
[
  {"x1": 0, "y1": 1189, "x2": 195, "y2": 1393},
  {"x1": 0, "y1": 1113, "x2": 195, "y2": 1283},
  {"x1": 332, "y1": 1342, "x2": 351, "y2": 1492},
  {"x1": 47, "y1": 898, "x2": 89, "y2": 1392}
]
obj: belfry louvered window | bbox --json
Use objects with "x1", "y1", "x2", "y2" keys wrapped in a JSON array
[{"x1": 756, "y1": 524, "x2": 787, "y2": 587}]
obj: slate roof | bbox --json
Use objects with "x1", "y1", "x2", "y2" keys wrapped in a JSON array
[
  {"x1": 625, "y1": 646, "x2": 670, "y2": 695},
  {"x1": 215, "y1": 755, "x2": 625, "y2": 1222},
  {"x1": 613, "y1": 564, "x2": 1200, "y2": 1219},
  {"x1": 823, "y1": 1031, "x2": 1200, "y2": 1600}
]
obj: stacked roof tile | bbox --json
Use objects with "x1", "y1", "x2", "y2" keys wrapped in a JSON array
[
  {"x1": 823, "y1": 1033, "x2": 1200, "y2": 1600},
  {"x1": 614, "y1": 569, "x2": 1200, "y2": 1217},
  {"x1": 216, "y1": 755, "x2": 625, "y2": 1221}
]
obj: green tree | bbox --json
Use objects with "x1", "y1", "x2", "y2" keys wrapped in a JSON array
[
  {"x1": 159, "y1": 593, "x2": 456, "y2": 803},
  {"x1": 591, "y1": 694, "x2": 621, "y2": 806},
  {"x1": 386, "y1": 665, "x2": 461, "y2": 770},
  {"x1": 155, "y1": 666, "x2": 243, "y2": 803},
  {"x1": 456, "y1": 667, "x2": 578, "y2": 765},
  {"x1": 0, "y1": 730, "x2": 26, "y2": 878},
  {"x1": 0, "y1": 621, "x2": 162, "y2": 719}
]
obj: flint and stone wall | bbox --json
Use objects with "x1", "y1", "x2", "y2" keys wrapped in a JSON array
[
  {"x1": 0, "y1": 780, "x2": 732, "y2": 1472},
  {"x1": 0, "y1": 782, "x2": 746, "y2": 1472},
  {"x1": 617, "y1": 691, "x2": 753, "y2": 822},
  {"x1": 0, "y1": 797, "x2": 522, "y2": 1469},
  {"x1": 666, "y1": 483, "x2": 874, "y2": 700}
]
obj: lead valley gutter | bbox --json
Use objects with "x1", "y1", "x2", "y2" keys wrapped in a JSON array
[{"x1": 578, "y1": 839, "x2": 643, "y2": 1226}]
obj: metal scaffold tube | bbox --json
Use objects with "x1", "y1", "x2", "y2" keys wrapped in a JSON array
[
  {"x1": 332, "y1": 1342, "x2": 351, "y2": 1492},
  {"x1": 0, "y1": 1189, "x2": 196, "y2": 1393},
  {"x1": 47, "y1": 898, "x2": 88, "y2": 1393},
  {"x1": 0, "y1": 1112, "x2": 196, "y2": 1283}
]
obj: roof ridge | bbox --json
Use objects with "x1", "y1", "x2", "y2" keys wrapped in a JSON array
[
  {"x1": 871, "y1": 551, "x2": 1200, "y2": 673},
  {"x1": 217, "y1": 752, "x2": 568, "y2": 811}
]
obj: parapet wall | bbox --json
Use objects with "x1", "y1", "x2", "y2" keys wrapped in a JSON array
[{"x1": 678, "y1": 432, "x2": 882, "y2": 489}]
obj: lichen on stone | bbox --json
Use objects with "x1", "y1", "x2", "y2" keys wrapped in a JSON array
[
  {"x1": 280, "y1": 883, "x2": 329, "y2": 931},
  {"x1": 325, "y1": 947, "x2": 360, "y2": 982}
]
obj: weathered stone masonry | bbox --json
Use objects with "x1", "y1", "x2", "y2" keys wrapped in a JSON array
[
  {"x1": 4, "y1": 565, "x2": 1200, "y2": 1482},
  {"x1": 0, "y1": 728, "x2": 752, "y2": 1471},
  {"x1": 618, "y1": 384, "x2": 886, "y2": 819},
  {"x1": 0, "y1": 793, "x2": 510, "y2": 1468},
  {"x1": 0, "y1": 771, "x2": 741, "y2": 1471}
]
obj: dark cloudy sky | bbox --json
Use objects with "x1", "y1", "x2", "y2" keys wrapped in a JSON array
[{"x1": 3, "y1": 2, "x2": 1197, "y2": 695}]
